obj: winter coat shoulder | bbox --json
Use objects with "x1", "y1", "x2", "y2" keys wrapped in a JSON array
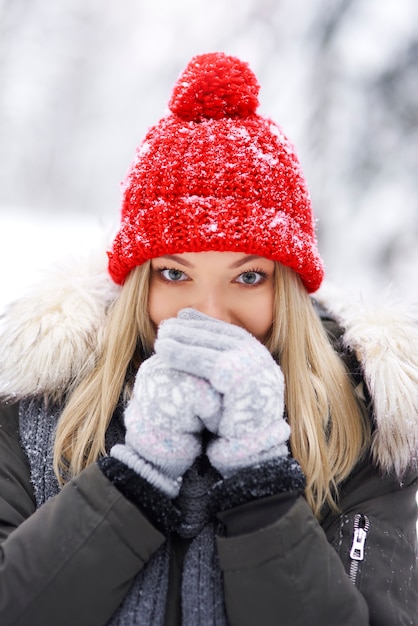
[{"x1": 0, "y1": 255, "x2": 417, "y2": 625}]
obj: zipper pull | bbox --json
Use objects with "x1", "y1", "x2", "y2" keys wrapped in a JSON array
[
  {"x1": 348, "y1": 514, "x2": 370, "y2": 585},
  {"x1": 350, "y1": 527, "x2": 367, "y2": 561}
]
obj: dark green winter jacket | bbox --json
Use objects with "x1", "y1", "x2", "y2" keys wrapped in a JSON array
[{"x1": 0, "y1": 398, "x2": 417, "y2": 626}]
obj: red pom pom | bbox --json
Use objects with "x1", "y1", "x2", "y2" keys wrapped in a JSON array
[{"x1": 169, "y1": 52, "x2": 260, "y2": 121}]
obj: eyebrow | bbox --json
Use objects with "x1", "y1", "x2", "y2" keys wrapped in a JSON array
[
  {"x1": 159, "y1": 254, "x2": 264, "y2": 269},
  {"x1": 229, "y1": 254, "x2": 263, "y2": 269},
  {"x1": 160, "y1": 255, "x2": 193, "y2": 268}
]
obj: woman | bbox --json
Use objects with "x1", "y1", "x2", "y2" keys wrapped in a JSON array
[{"x1": 0, "y1": 52, "x2": 417, "y2": 626}]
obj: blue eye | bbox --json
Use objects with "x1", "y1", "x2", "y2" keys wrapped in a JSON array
[
  {"x1": 160, "y1": 268, "x2": 188, "y2": 282},
  {"x1": 236, "y1": 271, "x2": 266, "y2": 285}
]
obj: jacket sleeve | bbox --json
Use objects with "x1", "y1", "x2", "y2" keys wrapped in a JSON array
[
  {"x1": 0, "y1": 403, "x2": 165, "y2": 626},
  {"x1": 216, "y1": 457, "x2": 418, "y2": 626}
]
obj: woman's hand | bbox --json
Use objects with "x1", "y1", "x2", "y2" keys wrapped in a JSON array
[
  {"x1": 155, "y1": 309, "x2": 290, "y2": 478},
  {"x1": 111, "y1": 353, "x2": 222, "y2": 497}
]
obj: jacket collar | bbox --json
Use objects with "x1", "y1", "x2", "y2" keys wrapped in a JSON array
[{"x1": 316, "y1": 283, "x2": 418, "y2": 477}]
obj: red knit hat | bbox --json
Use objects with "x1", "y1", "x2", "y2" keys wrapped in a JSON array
[{"x1": 108, "y1": 52, "x2": 324, "y2": 292}]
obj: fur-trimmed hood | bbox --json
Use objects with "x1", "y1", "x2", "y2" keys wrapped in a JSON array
[
  {"x1": 1, "y1": 255, "x2": 417, "y2": 476},
  {"x1": 0, "y1": 253, "x2": 120, "y2": 401}
]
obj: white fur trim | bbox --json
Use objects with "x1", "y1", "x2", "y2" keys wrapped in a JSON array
[
  {"x1": 0, "y1": 252, "x2": 120, "y2": 400},
  {"x1": 316, "y1": 283, "x2": 418, "y2": 476}
]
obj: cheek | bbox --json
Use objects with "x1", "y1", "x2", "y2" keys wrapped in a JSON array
[
  {"x1": 238, "y1": 290, "x2": 274, "y2": 340},
  {"x1": 148, "y1": 285, "x2": 168, "y2": 327},
  {"x1": 147, "y1": 290, "x2": 162, "y2": 328},
  {"x1": 148, "y1": 281, "x2": 186, "y2": 327}
]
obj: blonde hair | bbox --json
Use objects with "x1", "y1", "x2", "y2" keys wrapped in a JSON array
[
  {"x1": 53, "y1": 262, "x2": 155, "y2": 481},
  {"x1": 54, "y1": 262, "x2": 370, "y2": 517},
  {"x1": 266, "y1": 265, "x2": 370, "y2": 515}
]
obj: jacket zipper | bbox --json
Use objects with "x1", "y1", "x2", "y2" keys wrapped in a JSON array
[{"x1": 348, "y1": 513, "x2": 370, "y2": 585}]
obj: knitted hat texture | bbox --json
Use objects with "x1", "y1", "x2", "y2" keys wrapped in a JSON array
[{"x1": 108, "y1": 52, "x2": 324, "y2": 292}]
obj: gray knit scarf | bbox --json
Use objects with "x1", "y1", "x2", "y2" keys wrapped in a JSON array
[{"x1": 19, "y1": 397, "x2": 228, "y2": 626}]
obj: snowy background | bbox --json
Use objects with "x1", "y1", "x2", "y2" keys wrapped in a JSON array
[
  {"x1": 0, "y1": 0, "x2": 417, "y2": 305},
  {"x1": 0, "y1": 0, "x2": 417, "y2": 523}
]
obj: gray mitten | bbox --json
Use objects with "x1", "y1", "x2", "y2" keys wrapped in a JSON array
[
  {"x1": 155, "y1": 309, "x2": 290, "y2": 478},
  {"x1": 111, "y1": 353, "x2": 222, "y2": 497}
]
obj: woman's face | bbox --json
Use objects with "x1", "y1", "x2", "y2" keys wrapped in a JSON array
[{"x1": 148, "y1": 251, "x2": 275, "y2": 341}]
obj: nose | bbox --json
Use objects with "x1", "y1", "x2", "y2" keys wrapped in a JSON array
[{"x1": 191, "y1": 290, "x2": 232, "y2": 323}]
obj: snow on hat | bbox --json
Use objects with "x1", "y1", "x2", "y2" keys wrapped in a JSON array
[{"x1": 108, "y1": 52, "x2": 324, "y2": 292}]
